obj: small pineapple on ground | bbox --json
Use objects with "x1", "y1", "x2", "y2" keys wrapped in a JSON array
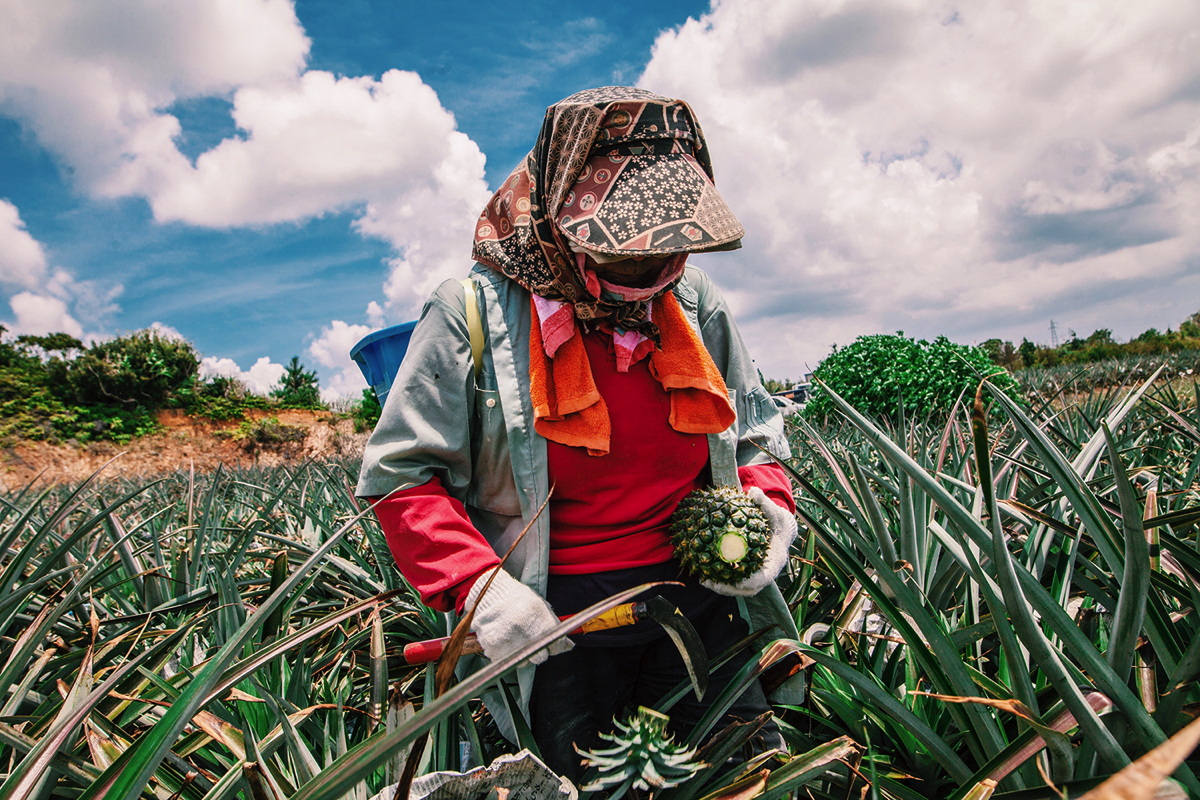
[
  {"x1": 576, "y1": 707, "x2": 705, "y2": 794},
  {"x1": 669, "y1": 485, "x2": 771, "y2": 585}
]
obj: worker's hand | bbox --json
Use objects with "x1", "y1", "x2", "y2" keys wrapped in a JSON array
[
  {"x1": 702, "y1": 487, "x2": 798, "y2": 597},
  {"x1": 465, "y1": 568, "x2": 574, "y2": 665}
]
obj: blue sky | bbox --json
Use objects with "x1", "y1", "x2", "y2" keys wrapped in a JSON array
[
  {"x1": 2, "y1": 1, "x2": 1200, "y2": 395},
  {"x1": 0, "y1": 0, "x2": 710, "y2": 394}
]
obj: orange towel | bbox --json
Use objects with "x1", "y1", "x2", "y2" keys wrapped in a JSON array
[
  {"x1": 529, "y1": 293, "x2": 735, "y2": 456},
  {"x1": 649, "y1": 294, "x2": 739, "y2": 434}
]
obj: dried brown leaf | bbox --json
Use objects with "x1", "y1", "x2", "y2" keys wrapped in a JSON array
[{"x1": 1078, "y1": 714, "x2": 1200, "y2": 799}]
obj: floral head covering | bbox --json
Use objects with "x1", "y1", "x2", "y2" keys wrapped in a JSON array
[{"x1": 471, "y1": 86, "x2": 743, "y2": 342}]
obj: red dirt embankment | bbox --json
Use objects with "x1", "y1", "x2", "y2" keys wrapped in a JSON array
[{"x1": 0, "y1": 409, "x2": 369, "y2": 490}]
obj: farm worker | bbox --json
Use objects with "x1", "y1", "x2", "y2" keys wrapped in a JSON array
[{"x1": 357, "y1": 86, "x2": 802, "y2": 782}]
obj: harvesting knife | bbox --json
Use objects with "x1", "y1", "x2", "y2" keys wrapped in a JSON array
[{"x1": 402, "y1": 596, "x2": 710, "y2": 700}]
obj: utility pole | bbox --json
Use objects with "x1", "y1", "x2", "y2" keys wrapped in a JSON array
[{"x1": 1050, "y1": 319, "x2": 1059, "y2": 348}]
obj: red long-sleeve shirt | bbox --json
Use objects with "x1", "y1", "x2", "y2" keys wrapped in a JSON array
[{"x1": 371, "y1": 327, "x2": 795, "y2": 611}]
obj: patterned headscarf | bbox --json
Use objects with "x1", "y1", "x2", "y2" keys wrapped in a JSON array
[{"x1": 471, "y1": 86, "x2": 743, "y2": 343}]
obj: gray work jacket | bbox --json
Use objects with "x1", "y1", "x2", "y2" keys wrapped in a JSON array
[{"x1": 358, "y1": 264, "x2": 804, "y2": 727}]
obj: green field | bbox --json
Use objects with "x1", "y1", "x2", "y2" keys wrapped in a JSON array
[{"x1": 1, "y1": 366, "x2": 1198, "y2": 799}]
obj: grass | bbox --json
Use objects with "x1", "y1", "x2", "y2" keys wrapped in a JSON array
[{"x1": 1, "y1": 363, "x2": 1198, "y2": 799}]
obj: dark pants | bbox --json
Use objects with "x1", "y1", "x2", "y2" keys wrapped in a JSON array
[{"x1": 528, "y1": 594, "x2": 783, "y2": 783}]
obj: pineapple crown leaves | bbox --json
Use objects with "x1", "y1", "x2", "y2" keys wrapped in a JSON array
[{"x1": 576, "y1": 707, "x2": 706, "y2": 792}]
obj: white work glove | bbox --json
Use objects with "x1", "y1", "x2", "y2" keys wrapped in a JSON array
[
  {"x1": 465, "y1": 567, "x2": 574, "y2": 665},
  {"x1": 702, "y1": 487, "x2": 799, "y2": 597}
]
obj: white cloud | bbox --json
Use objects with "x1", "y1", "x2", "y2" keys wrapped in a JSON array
[
  {"x1": 640, "y1": 0, "x2": 1200, "y2": 377},
  {"x1": 0, "y1": 0, "x2": 309, "y2": 197},
  {"x1": 153, "y1": 68, "x2": 492, "y2": 316},
  {"x1": 199, "y1": 355, "x2": 286, "y2": 395},
  {"x1": 152, "y1": 70, "x2": 485, "y2": 226},
  {"x1": 307, "y1": 319, "x2": 373, "y2": 400},
  {"x1": 355, "y1": 123, "x2": 491, "y2": 315},
  {"x1": 0, "y1": 201, "x2": 121, "y2": 339},
  {"x1": 366, "y1": 301, "x2": 386, "y2": 329},
  {"x1": 199, "y1": 319, "x2": 381, "y2": 402},
  {"x1": 49, "y1": 270, "x2": 123, "y2": 330},
  {"x1": 0, "y1": 0, "x2": 490, "y2": 328},
  {"x1": 244, "y1": 357, "x2": 288, "y2": 395},
  {"x1": 148, "y1": 321, "x2": 187, "y2": 341},
  {"x1": 524, "y1": 18, "x2": 614, "y2": 69},
  {"x1": 0, "y1": 199, "x2": 48, "y2": 289},
  {"x1": 8, "y1": 292, "x2": 82, "y2": 338}
]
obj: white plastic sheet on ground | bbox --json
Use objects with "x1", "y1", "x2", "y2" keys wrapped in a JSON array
[{"x1": 368, "y1": 749, "x2": 577, "y2": 800}]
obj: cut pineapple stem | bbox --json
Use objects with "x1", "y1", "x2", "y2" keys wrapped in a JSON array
[{"x1": 718, "y1": 532, "x2": 748, "y2": 563}]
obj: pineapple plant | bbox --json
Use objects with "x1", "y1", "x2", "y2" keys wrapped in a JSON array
[
  {"x1": 576, "y1": 707, "x2": 705, "y2": 793},
  {"x1": 3, "y1": 355, "x2": 1198, "y2": 800},
  {"x1": 669, "y1": 485, "x2": 771, "y2": 584}
]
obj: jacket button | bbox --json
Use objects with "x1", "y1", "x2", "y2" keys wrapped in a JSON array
[{"x1": 486, "y1": 398, "x2": 497, "y2": 408}]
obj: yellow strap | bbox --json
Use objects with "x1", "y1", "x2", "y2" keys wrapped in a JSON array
[{"x1": 461, "y1": 278, "x2": 484, "y2": 378}]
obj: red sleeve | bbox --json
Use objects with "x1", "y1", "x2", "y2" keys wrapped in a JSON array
[
  {"x1": 369, "y1": 476, "x2": 501, "y2": 612},
  {"x1": 738, "y1": 463, "x2": 796, "y2": 514}
]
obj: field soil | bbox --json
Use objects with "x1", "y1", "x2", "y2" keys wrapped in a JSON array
[{"x1": 0, "y1": 409, "x2": 369, "y2": 490}]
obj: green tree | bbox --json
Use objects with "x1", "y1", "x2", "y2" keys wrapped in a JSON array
[
  {"x1": 271, "y1": 356, "x2": 323, "y2": 408},
  {"x1": 1134, "y1": 328, "x2": 1165, "y2": 344},
  {"x1": 1180, "y1": 311, "x2": 1200, "y2": 339},
  {"x1": 981, "y1": 338, "x2": 1021, "y2": 370},
  {"x1": 758, "y1": 371, "x2": 795, "y2": 394},
  {"x1": 804, "y1": 332, "x2": 1019, "y2": 424},
  {"x1": 1019, "y1": 338, "x2": 1037, "y2": 367}
]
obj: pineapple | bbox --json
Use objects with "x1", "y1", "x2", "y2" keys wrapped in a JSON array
[
  {"x1": 576, "y1": 707, "x2": 704, "y2": 792},
  {"x1": 669, "y1": 486, "x2": 770, "y2": 585}
]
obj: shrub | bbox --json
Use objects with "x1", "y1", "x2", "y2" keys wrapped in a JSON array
[
  {"x1": 15, "y1": 332, "x2": 84, "y2": 357},
  {"x1": 271, "y1": 356, "x2": 323, "y2": 408},
  {"x1": 1008, "y1": 310, "x2": 1200, "y2": 370},
  {"x1": 173, "y1": 374, "x2": 270, "y2": 421},
  {"x1": 216, "y1": 416, "x2": 308, "y2": 454},
  {"x1": 57, "y1": 330, "x2": 199, "y2": 408},
  {"x1": 1, "y1": 328, "x2": 179, "y2": 444},
  {"x1": 66, "y1": 403, "x2": 161, "y2": 443},
  {"x1": 804, "y1": 332, "x2": 1018, "y2": 423},
  {"x1": 0, "y1": 327, "x2": 338, "y2": 444},
  {"x1": 1, "y1": 326, "x2": 81, "y2": 443},
  {"x1": 351, "y1": 388, "x2": 382, "y2": 433},
  {"x1": 1019, "y1": 337, "x2": 1038, "y2": 367}
]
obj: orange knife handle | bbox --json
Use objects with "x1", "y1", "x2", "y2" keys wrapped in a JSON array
[
  {"x1": 402, "y1": 602, "x2": 641, "y2": 664},
  {"x1": 572, "y1": 602, "x2": 640, "y2": 634}
]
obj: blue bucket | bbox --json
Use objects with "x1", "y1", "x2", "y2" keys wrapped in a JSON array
[{"x1": 349, "y1": 321, "x2": 418, "y2": 407}]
